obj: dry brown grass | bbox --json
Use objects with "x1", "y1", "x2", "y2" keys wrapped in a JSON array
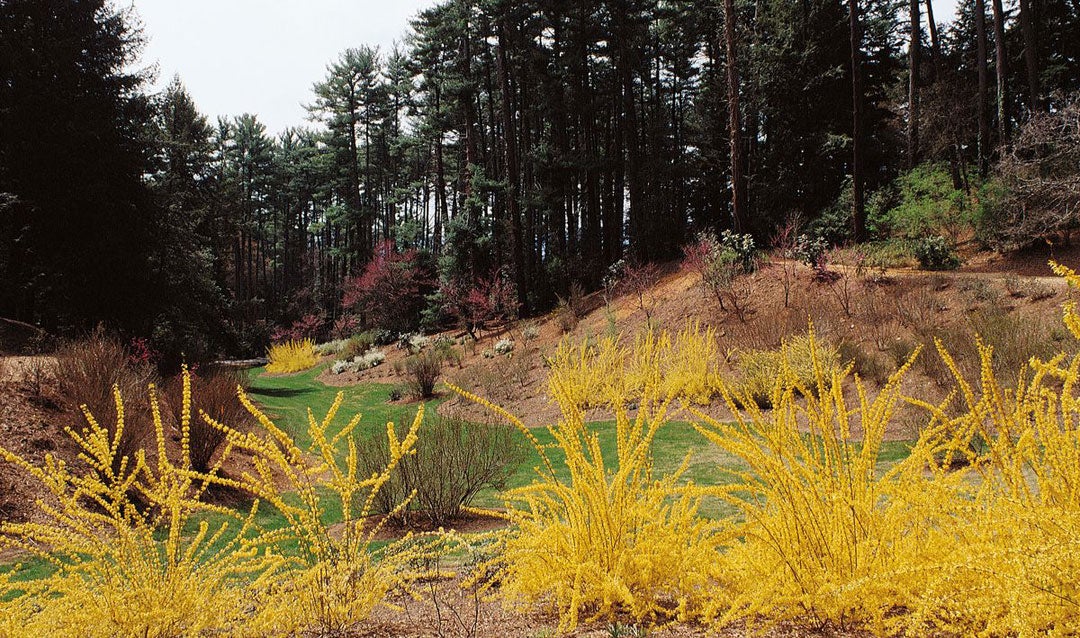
[
  {"x1": 162, "y1": 369, "x2": 251, "y2": 474},
  {"x1": 53, "y1": 330, "x2": 158, "y2": 476}
]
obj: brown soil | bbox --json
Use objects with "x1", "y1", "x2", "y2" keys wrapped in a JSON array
[{"x1": 354, "y1": 575, "x2": 877, "y2": 637}]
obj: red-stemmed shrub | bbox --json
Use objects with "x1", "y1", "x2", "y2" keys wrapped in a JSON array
[{"x1": 342, "y1": 240, "x2": 428, "y2": 334}]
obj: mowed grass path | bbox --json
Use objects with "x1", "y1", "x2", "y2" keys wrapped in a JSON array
[{"x1": 246, "y1": 364, "x2": 914, "y2": 520}]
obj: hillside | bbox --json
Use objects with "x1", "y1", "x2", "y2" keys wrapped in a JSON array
[{"x1": 319, "y1": 242, "x2": 1076, "y2": 437}]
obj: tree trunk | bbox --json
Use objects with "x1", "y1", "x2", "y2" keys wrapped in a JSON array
[
  {"x1": 849, "y1": 0, "x2": 866, "y2": 241},
  {"x1": 975, "y1": 0, "x2": 990, "y2": 175},
  {"x1": 908, "y1": 0, "x2": 920, "y2": 168},
  {"x1": 723, "y1": 0, "x2": 747, "y2": 233},
  {"x1": 925, "y1": 0, "x2": 941, "y2": 82},
  {"x1": 991, "y1": 0, "x2": 1008, "y2": 143},
  {"x1": 496, "y1": 20, "x2": 526, "y2": 310},
  {"x1": 1019, "y1": 0, "x2": 1042, "y2": 111}
]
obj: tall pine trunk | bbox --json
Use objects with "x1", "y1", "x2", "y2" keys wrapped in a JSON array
[
  {"x1": 1019, "y1": 0, "x2": 1041, "y2": 111},
  {"x1": 496, "y1": 20, "x2": 526, "y2": 310},
  {"x1": 723, "y1": 0, "x2": 747, "y2": 233},
  {"x1": 975, "y1": 0, "x2": 990, "y2": 176},
  {"x1": 908, "y1": 0, "x2": 920, "y2": 168},
  {"x1": 849, "y1": 0, "x2": 866, "y2": 241},
  {"x1": 991, "y1": 0, "x2": 1008, "y2": 143}
]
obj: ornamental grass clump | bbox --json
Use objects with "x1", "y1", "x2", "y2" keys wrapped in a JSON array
[
  {"x1": 0, "y1": 368, "x2": 286, "y2": 637},
  {"x1": 265, "y1": 337, "x2": 318, "y2": 374},
  {"x1": 450, "y1": 329, "x2": 726, "y2": 633}
]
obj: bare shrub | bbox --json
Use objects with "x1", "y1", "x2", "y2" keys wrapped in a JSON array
[
  {"x1": 1005, "y1": 276, "x2": 1058, "y2": 302},
  {"x1": 403, "y1": 350, "x2": 442, "y2": 399},
  {"x1": 54, "y1": 329, "x2": 157, "y2": 476},
  {"x1": 615, "y1": 260, "x2": 661, "y2": 322},
  {"x1": 554, "y1": 300, "x2": 578, "y2": 334},
  {"x1": 837, "y1": 339, "x2": 892, "y2": 387},
  {"x1": 359, "y1": 414, "x2": 525, "y2": 527},
  {"x1": 987, "y1": 93, "x2": 1080, "y2": 248},
  {"x1": 163, "y1": 369, "x2": 250, "y2": 474},
  {"x1": 771, "y1": 214, "x2": 803, "y2": 308}
]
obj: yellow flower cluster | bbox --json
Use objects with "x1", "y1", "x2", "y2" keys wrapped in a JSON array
[
  {"x1": 0, "y1": 367, "x2": 425, "y2": 637},
  {"x1": 451, "y1": 261, "x2": 1080, "y2": 635},
  {"x1": 265, "y1": 338, "x2": 319, "y2": 374}
]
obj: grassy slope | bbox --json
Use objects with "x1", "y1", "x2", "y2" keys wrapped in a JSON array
[{"x1": 247, "y1": 363, "x2": 914, "y2": 521}]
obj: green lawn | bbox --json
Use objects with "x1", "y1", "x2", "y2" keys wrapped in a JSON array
[
  {"x1": 0, "y1": 362, "x2": 919, "y2": 576},
  {"x1": 245, "y1": 364, "x2": 919, "y2": 522}
]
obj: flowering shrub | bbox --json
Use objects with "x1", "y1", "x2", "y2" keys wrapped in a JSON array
[
  {"x1": 440, "y1": 270, "x2": 520, "y2": 339},
  {"x1": 265, "y1": 338, "x2": 318, "y2": 374},
  {"x1": 735, "y1": 333, "x2": 841, "y2": 407},
  {"x1": 493, "y1": 338, "x2": 514, "y2": 355},
  {"x1": 271, "y1": 312, "x2": 325, "y2": 343},
  {"x1": 0, "y1": 370, "x2": 429, "y2": 637},
  {"x1": 450, "y1": 328, "x2": 729, "y2": 631},
  {"x1": 329, "y1": 350, "x2": 386, "y2": 375},
  {"x1": 0, "y1": 371, "x2": 285, "y2": 636},
  {"x1": 331, "y1": 314, "x2": 360, "y2": 340},
  {"x1": 342, "y1": 240, "x2": 428, "y2": 334}
]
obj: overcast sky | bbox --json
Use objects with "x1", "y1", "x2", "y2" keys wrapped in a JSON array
[
  {"x1": 131, "y1": 0, "x2": 961, "y2": 137},
  {"x1": 132, "y1": 0, "x2": 439, "y2": 135}
]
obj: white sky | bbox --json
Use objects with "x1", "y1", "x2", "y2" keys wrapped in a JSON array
[
  {"x1": 129, "y1": 0, "x2": 962, "y2": 138},
  {"x1": 131, "y1": 0, "x2": 438, "y2": 135}
]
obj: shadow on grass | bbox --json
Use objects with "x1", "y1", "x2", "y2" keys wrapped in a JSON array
[{"x1": 246, "y1": 386, "x2": 314, "y2": 399}]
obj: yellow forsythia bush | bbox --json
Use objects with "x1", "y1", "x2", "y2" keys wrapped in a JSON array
[
  {"x1": 450, "y1": 330, "x2": 726, "y2": 632},
  {"x1": 734, "y1": 332, "x2": 841, "y2": 408},
  {"x1": 213, "y1": 391, "x2": 428, "y2": 635},
  {"x1": 0, "y1": 368, "x2": 425, "y2": 637},
  {"x1": 546, "y1": 322, "x2": 725, "y2": 409},
  {"x1": 896, "y1": 261, "x2": 1080, "y2": 635},
  {"x1": 265, "y1": 337, "x2": 319, "y2": 373},
  {"x1": 695, "y1": 335, "x2": 960, "y2": 632},
  {"x1": 0, "y1": 372, "x2": 284, "y2": 637}
]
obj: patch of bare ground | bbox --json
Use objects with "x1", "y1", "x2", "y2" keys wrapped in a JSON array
[
  {"x1": 425, "y1": 243, "x2": 1079, "y2": 437},
  {"x1": 352, "y1": 574, "x2": 879, "y2": 637}
]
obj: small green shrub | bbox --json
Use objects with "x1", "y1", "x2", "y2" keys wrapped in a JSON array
[
  {"x1": 340, "y1": 332, "x2": 375, "y2": 360},
  {"x1": 914, "y1": 235, "x2": 960, "y2": 270},
  {"x1": 879, "y1": 163, "x2": 971, "y2": 240},
  {"x1": 718, "y1": 229, "x2": 758, "y2": 273}
]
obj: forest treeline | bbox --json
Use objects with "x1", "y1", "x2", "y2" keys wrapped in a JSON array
[{"x1": 1, "y1": 0, "x2": 1078, "y2": 364}]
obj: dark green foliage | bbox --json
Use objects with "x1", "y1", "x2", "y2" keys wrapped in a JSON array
[
  {"x1": 914, "y1": 236, "x2": 961, "y2": 271},
  {"x1": 876, "y1": 165, "x2": 971, "y2": 241},
  {"x1": 0, "y1": 0, "x2": 156, "y2": 333}
]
